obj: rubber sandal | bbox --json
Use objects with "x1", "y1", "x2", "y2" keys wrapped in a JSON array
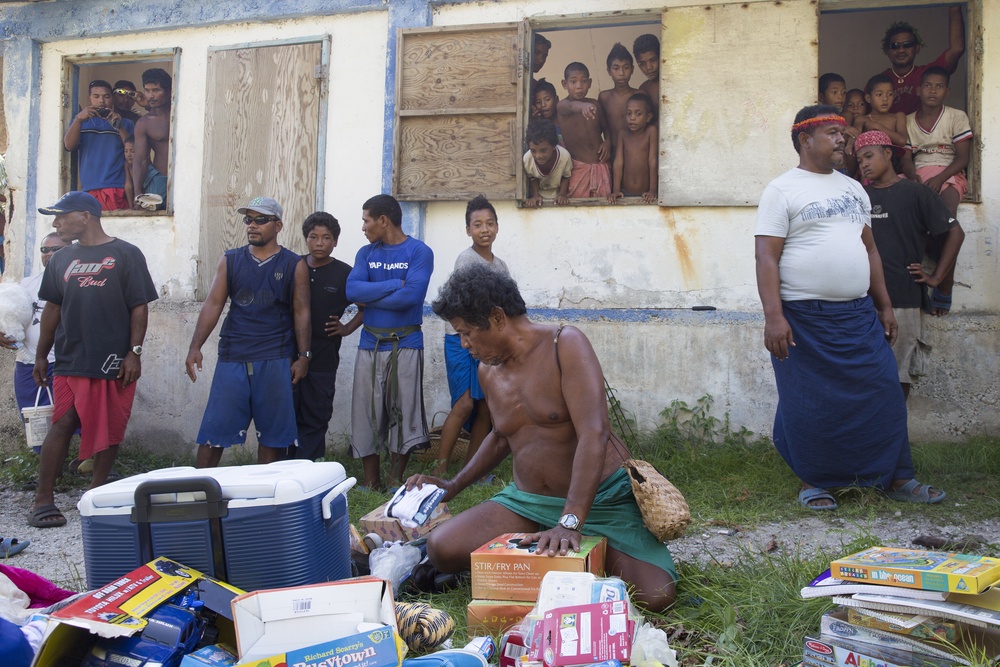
[
  {"x1": 929, "y1": 288, "x2": 952, "y2": 315},
  {"x1": 1, "y1": 537, "x2": 31, "y2": 558},
  {"x1": 798, "y1": 487, "x2": 838, "y2": 511},
  {"x1": 885, "y1": 479, "x2": 946, "y2": 504},
  {"x1": 28, "y1": 503, "x2": 67, "y2": 528}
]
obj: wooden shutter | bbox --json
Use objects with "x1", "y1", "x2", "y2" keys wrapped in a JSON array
[
  {"x1": 199, "y1": 40, "x2": 325, "y2": 298},
  {"x1": 393, "y1": 23, "x2": 526, "y2": 201},
  {"x1": 659, "y1": 0, "x2": 818, "y2": 206}
]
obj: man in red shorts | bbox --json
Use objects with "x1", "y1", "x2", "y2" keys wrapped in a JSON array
[{"x1": 29, "y1": 191, "x2": 158, "y2": 528}]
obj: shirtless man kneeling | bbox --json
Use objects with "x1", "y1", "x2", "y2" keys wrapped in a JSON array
[{"x1": 405, "y1": 263, "x2": 677, "y2": 612}]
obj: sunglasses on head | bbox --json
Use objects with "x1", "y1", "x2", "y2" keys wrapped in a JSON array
[
  {"x1": 890, "y1": 40, "x2": 917, "y2": 50},
  {"x1": 40, "y1": 246, "x2": 64, "y2": 254},
  {"x1": 243, "y1": 215, "x2": 276, "y2": 225}
]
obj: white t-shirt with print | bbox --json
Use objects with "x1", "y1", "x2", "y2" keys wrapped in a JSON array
[{"x1": 755, "y1": 167, "x2": 872, "y2": 302}]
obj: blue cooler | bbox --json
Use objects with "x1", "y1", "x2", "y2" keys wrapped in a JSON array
[{"x1": 78, "y1": 460, "x2": 355, "y2": 590}]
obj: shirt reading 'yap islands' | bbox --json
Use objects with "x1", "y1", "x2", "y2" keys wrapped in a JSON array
[
  {"x1": 39, "y1": 238, "x2": 158, "y2": 379},
  {"x1": 756, "y1": 168, "x2": 872, "y2": 303},
  {"x1": 347, "y1": 236, "x2": 434, "y2": 351}
]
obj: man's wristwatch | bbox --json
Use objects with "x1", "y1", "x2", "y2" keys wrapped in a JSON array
[
  {"x1": 558, "y1": 513, "x2": 581, "y2": 531},
  {"x1": 298, "y1": 351, "x2": 312, "y2": 359},
  {"x1": 130, "y1": 345, "x2": 143, "y2": 356}
]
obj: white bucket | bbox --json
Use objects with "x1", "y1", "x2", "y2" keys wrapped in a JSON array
[{"x1": 21, "y1": 387, "x2": 54, "y2": 450}]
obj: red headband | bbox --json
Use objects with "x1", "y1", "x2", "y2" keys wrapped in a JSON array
[{"x1": 792, "y1": 115, "x2": 847, "y2": 133}]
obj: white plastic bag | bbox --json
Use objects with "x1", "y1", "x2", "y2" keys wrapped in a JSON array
[{"x1": 369, "y1": 542, "x2": 423, "y2": 590}]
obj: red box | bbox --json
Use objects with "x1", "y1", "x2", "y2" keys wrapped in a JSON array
[{"x1": 540, "y1": 601, "x2": 633, "y2": 667}]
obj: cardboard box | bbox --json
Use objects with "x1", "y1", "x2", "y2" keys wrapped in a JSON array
[
  {"x1": 231, "y1": 576, "x2": 404, "y2": 665},
  {"x1": 830, "y1": 547, "x2": 1000, "y2": 594},
  {"x1": 359, "y1": 500, "x2": 452, "y2": 543},
  {"x1": 235, "y1": 625, "x2": 403, "y2": 667},
  {"x1": 31, "y1": 557, "x2": 242, "y2": 667},
  {"x1": 467, "y1": 599, "x2": 536, "y2": 634},
  {"x1": 539, "y1": 601, "x2": 632, "y2": 667},
  {"x1": 471, "y1": 534, "x2": 606, "y2": 602},
  {"x1": 802, "y1": 634, "x2": 954, "y2": 667}
]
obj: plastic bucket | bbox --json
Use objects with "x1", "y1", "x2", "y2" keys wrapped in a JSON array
[{"x1": 21, "y1": 387, "x2": 54, "y2": 452}]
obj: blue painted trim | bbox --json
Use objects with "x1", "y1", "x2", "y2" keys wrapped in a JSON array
[
  {"x1": 383, "y1": 1, "x2": 431, "y2": 240},
  {"x1": 420, "y1": 305, "x2": 760, "y2": 324},
  {"x1": 23, "y1": 38, "x2": 43, "y2": 275}
]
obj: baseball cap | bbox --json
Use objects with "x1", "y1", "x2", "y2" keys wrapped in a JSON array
[
  {"x1": 237, "y1": 196, "x2": 283, "y2": 219},
  {"x1": 854, "y1": 130, "x2": 901, "y2": 154},
  {"x1": 38, "y1": 191, "x2": 102, "y2": 217}
]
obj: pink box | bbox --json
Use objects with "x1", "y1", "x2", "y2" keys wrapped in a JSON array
[{"x1": 540, "y1": 601, "x2": 633, "y2": 667}]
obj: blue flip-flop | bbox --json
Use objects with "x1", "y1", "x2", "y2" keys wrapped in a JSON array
[
  {"x1": 798, "y1": 487, "x2": 838, "y2": 511},
  {"x1": 885, "y1": 479, "x2": 946, "y2": 504},
  {"x1": 1, "y1": 537, "x2": 31, "y2": 558},
  {"x1": 929, "y1": 288, "x2": 952, "y2": 315}
]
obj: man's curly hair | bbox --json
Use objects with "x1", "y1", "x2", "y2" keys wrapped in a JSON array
[{"x1": 881, "y1": 21, "x2": 924, "y2": 53}]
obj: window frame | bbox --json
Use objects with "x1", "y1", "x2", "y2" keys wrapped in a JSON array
[
  {"x1": 393, "y1": 0, "x2": 981, "y2": 206},
  {"x1": 60, "y1": 47, "x2": 181, "y2": 216},
  {"x1": 818, "y1": 0, "x2": 981, "y2": 202}
]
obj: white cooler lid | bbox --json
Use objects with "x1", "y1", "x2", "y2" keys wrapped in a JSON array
[{"x1": 78, "y1": 460, "x2": 348, "y2": 516}]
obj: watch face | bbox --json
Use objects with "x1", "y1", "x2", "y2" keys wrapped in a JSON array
[{"x1": 560, "y1": 514, "x2": 579, "y2": 530}]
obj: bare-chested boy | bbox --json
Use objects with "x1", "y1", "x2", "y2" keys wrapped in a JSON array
[
  {"x1": 609, "y1": 93, "x2": 657, "y2": 204},
  {"x1": 406, "y1": 263, "x2": 677, "y2": 612},
  {"x1": 633, "y1": 34, "x2": 660, "y2": 112},
  {"x1": 132, "y1": 68, "x2": 171, "y2": 210},
  {"x1": 598, "y1": 43, "x2": 639, "y2": 159},
  {"x1": 558, "y1": 62, "x2": 611, "y2": 198}
]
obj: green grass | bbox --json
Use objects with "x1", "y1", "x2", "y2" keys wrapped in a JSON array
[{"x1": 2, "y1": 399, "x2": 999, "y2": 666}]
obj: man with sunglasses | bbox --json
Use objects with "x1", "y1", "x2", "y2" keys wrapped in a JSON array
[
  {"x1": 1, "y1": 232, "x2": 69, "y2": 432},
  {"x1": 878, "y1": 7, "x2": 965, "y2": 115},
  {"x1": 185, "y1": 196, "x2": 311, "y2": 467}
]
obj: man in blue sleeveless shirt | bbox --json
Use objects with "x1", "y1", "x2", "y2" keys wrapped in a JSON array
[
  {"x1": 347, "y1": 194, "x2": 433, "y2": 489},
  {"x1": 186, "y1": 196, "x2": 311, "y2": 467}
]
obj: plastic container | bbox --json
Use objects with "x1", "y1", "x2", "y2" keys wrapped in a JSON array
[
  {"x1": 21, "y1": 387, "x2": 53, "y2": 452},
  {"x1": 78, "y1": 460, "x2": 355, "y2": 590}
]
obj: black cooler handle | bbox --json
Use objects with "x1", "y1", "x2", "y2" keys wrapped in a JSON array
[{"x1": 130, "y1": 477, "x2": 230, "y2": 581}]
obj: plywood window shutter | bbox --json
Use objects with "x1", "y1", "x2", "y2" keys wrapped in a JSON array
[{"x1": 393, "y1": 23, "x2": 526, "y2": 201}]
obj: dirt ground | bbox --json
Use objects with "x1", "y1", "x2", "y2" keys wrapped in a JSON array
[{"x1": 3, "y1": 488, "x2": 999, "y2": 591}]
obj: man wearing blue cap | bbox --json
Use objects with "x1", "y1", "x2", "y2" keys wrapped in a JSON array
[
  {"x1": 30, "y1": 191, "x2": 158, "y2": 527},
  {"x1": 185, "y1": 196, "x2": 311, "y2": 467}
]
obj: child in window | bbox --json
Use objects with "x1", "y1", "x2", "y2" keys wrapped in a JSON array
[
  {"x1": 608, "y1": 93, "x2": 657, "y2": 204},
  {"x1": 853, "y1": 74, "x2": 910, "y2": 150},
  {"x1": 599, "y1": 43, "x2": 639, "y2": 159},
  {"x1": 818, "y1": 73, "x2": 847, "y2": 111},
  {"x1": 123, "y1": 135, "x2": 135, "y2": 206},
  {"x1": 844, "y1": 88, "x2": 868, "y2": 124},
  {"x1": 531, "y1": 78, "x2": 562, "y2": 145},
  {"x1": 558, "y1": 62, "x2": 610, "y2": 198},
  {"x1": 906, "y1": 66, "x2": 972, "y2": 315},
  {"x1": 523, "y1": 119, "x2": 571, "y2": 208},
  {"x1": 907, "y1": 66, "x2": 971, "y2": 216},
  {"x1": 633, "y1": 34, "x2": 660, "y2": 112}
]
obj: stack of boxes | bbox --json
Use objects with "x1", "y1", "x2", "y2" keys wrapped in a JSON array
[
  {"x1": 466, "y1": 533, "x2": 607, "y2": 635},
  {"x1": 800, "y1": 546, "x2": 1000, "y2": 667}
]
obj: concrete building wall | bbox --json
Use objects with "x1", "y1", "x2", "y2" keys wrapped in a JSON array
[{"x1": 1, "y1": 0, "x2": 997, "y2": 457}]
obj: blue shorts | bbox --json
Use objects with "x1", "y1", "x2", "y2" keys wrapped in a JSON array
[
  {"x1": 444, "y1": 333, "x2": 483, "y2": 404},
  {"x1": 196, "y1": 359, "x2": 298, "y2": 448}
]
